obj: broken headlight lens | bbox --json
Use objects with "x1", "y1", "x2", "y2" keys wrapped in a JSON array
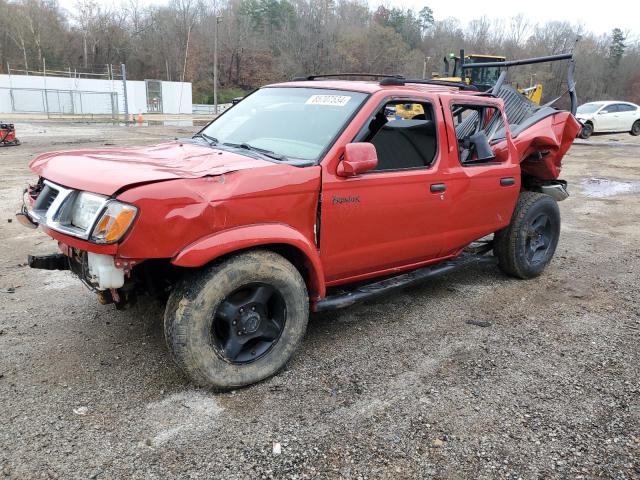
[
  {"x1": 90, "y1": 201, "x2": 138, "y2": 243},
  {"x1": 71, "y1": 192, "x2": 108, "y2": 230}
]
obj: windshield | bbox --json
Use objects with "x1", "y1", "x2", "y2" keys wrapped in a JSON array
[
  {"x1": 577, "y1": 103, "x2": 604, "y2": 114},
  {"x1": 200, "y1": 87, "x2": 368, "y2": 162},
  {"x1": 453, "y1": 57, "x2": 502, "y2": 88},
  {"x1": 470, "y1": 66, "x2": 501, "y2": 87}
]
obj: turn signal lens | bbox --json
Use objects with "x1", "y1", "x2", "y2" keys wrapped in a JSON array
[{"x1": 91, "y1": 202, "x2": 137, "y2": 243}]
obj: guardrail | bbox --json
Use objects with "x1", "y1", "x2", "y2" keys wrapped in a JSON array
[{"x1": 192, "y1": 103, "x2": 232, "y2": 115}]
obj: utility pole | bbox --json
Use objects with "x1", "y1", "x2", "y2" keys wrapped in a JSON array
[
  {"x1": 121, "y1": 63, "x2": 129, "y2": 121},
  {"x1": 43, "y1": 57, "x2": 49, "y2": 119},
  {"x1": 213, "y1": 15, "x2": 222, "y2": 115},
  {"x1": 422, "y1": 56, "x2": 431, "y2": 79}
]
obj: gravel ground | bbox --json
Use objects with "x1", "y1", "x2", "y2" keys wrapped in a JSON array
[{"x1": 0, "y1": 123, "x2": 638, "y2": 479}]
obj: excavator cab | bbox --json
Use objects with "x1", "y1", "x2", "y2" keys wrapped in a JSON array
[
  {"x1": 437, "y1": 50, "x2": 544, "y2": 105},
  {"x1": 451, "y1": 54, "x2": 505, "y2": 91}
]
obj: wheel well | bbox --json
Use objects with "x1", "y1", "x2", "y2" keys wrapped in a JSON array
[{"x1": 209, "y1": 244, "x2": 321, "y2": 299}]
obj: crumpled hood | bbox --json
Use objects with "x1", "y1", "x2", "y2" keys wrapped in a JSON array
[
  {"x1": 29, "y1": 141, "x2": 273, "y2": 196},
  {"x1": 574, "y1": 114, "x2": 591, "y2": 121}
]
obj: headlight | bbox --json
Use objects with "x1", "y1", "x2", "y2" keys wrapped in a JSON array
[
  {"x1": 90, "y1": 201, "x2": 138, "y2": 243},
  {"x1": 71, "y1": 192, "x2": 108, "y2": 230}
]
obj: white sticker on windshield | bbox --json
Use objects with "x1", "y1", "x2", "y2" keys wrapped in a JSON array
[{"x1": 305, "y1": 95, "x2": 351, "y2": 107}]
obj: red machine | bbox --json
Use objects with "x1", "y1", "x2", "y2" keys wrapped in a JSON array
[{"x1": 0, "y1": 122, "x2": 20, "y2": 147}]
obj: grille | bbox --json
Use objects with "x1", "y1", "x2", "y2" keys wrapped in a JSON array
[
  {"x1": 33, "y1": 184, "x2": 58, "y2": 211},
  {"x1": 27, "y1": 180, "x2": 110, "y2": 241}
]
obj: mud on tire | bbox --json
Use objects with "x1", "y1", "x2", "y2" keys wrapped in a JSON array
[
  {"x1": 494, "y1": 191, "x2": 561, "y2": 279},
  {"x1": 164, "y1": 250, "x2": 309, "y2": 390}
]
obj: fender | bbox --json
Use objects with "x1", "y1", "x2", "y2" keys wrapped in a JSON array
[{"x1": 171, "y1": 223, "x2": 326, "y2": 299}]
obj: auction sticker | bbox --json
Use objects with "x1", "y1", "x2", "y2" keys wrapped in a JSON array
[{"x1": 305, "y1": 95, "x2": 351, "y2": 106}]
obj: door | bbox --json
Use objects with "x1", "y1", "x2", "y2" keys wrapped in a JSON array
[
  {"x1": 597, "y1": 104, "x2": 620, "y2": 131},
  {"x1": 439, "y1": 97, "x2": 520, "y2": 254},
  {"x1": 145, "y1": 80, "x2": 163, "y2": 113},
  {"x1": 617, "y1": 103, "x2": 638, "y2": 131},
  {"x1": 319, "y1": 98, "x2": 449, "y2": 284}
]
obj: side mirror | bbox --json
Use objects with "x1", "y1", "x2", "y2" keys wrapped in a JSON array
[
  {"x1": 598, "y1": 110, "x2": 608, "y2": 115},
  {"x1": 468, "y1": 131, "x2": 496, "y2": 162},
  {"x1": 337, "y1": 143, "x2": 378, "y2": 177}
]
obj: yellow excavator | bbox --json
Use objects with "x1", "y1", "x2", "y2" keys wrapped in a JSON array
[
  {"x1": 396, "y1": 51, "x2": 544, "y2": 119},
  {"x1": 436, "y1": 51, "x2": 544, "y2": 103}
]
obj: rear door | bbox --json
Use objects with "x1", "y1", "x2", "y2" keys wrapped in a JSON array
[
  {"x1": 439, "y1": 95, "x2": 520, "y2": 254},
  {"x1": 617, "y1": 103, "x2": 638, "y2": 131}
]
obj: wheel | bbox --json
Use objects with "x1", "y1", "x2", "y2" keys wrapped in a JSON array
[
  {"x1": 630, "y1": 120, "x2": 640, "y2": 136},
  {"x1": 164, "y1": 250, "x2": 308, "y2": 390},
  {"x1": 494, "y1": 192, "x2": 561, "y2": 279},
  {"x1": 578, "y1": 122, "x2": 593, "y2": 139}
]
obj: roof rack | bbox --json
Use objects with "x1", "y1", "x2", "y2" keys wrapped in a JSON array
[
  {"x1": 388, "y1": 78, "x2": 479, "y2": 91},
  {"x1": 291, "y1": 73, "x2": 405, "y2": 81},
  {"x1": 290, "y1": 73, "x2": 478, "y2": 91}
]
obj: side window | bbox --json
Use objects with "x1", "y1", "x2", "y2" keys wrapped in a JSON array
[
  {"x1": 356, "y1": 100, "x2": 437, "y2": 171},
  {"x1": 618, "y1": 104, "x2": 635, "y2": 112},
  {"x1": 451, "y1": 104, "x2": 505, "y2": 165},
  {"x1": 604, "y1": 104, "x2": 619, "y2": 113}
]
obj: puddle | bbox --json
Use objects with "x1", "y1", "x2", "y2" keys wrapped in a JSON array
[{"x1": 581, "y1": 177, "x2": 640, "y2": 198}]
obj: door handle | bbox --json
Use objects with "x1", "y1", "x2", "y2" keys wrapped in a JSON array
[
  {"x1": 500, "y1": 177, "x2": 516, "y2": 186},
  {"x1": 430, "y1": 183, "x2": 447, "y2": 193}
]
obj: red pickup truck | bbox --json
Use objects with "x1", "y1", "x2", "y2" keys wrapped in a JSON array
[{"x1": 17, "y1": 68, "x2": 580, "y2": 389}]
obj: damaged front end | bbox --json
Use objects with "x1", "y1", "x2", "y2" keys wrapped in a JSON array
[
  {"x1": 26, "y1": 244, "x2": 176, "y2": 309},
  {"x1": 17, "y1": 178, "x2": 150, "y2": 308}
]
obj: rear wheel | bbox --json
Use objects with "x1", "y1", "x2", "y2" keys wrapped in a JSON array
[
  {"x1": 578, "y1": 122, "x2": 593, "y2": 139},
  {"x1": 494, "y1": 192, "x2": 561, "y2": 279},
  {"x1": 630, "y1": 120, "x2": 640, "y2": 136},
  {"x1": 164, "y1": 250, "x2": 308, "y2": 390}
]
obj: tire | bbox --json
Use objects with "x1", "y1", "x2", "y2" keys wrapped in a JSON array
[
  {"x1": 164, "y1": 250, "x2": 309, "y2": 390},
  {"x1": 578, "y1": 122, "x2": 593, "y2": 139},
  {"x1": 630, "y1": 120, "x2": 640, "y2": 136},
  {"x1": 494, "y1": 192, "x2": 561, "y2": 279}
]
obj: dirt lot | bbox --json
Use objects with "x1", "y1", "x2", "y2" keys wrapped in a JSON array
[{"x1": 0, "y1": 123, "x2": 638, "y2": 479}]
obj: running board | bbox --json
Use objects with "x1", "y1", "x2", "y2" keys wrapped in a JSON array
[{"x1": 314, "y1": 253, "x2": 497, "y2": 312}]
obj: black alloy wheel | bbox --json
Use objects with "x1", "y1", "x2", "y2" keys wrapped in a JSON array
[
  {"x1": 212, "y1": 283, "x2": 286, "y2": 364},
  {"x1": 525, "y1": 213, "x2": 553, "y2": 266}
]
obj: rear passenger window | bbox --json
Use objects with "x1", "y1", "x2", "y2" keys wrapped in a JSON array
[
  {"x1": 617, "y1": 104, "x2": 636, "y2": 112},
  {"x1": 451, "y1": 104, "x2": 505, "y2": 165},
  {"x1": 357, "y1": 101, "x2": 437, "y2": 171}
]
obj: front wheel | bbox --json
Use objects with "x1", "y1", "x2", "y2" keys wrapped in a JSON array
[
  {"x1": 164, "y1": 250, "x2": 309, "y2": 390},
  {"x1": 494, "y1": 192, "x2": 561, "y2": 279},
  {"x1": 578, "y1": 122, "x2": 593, "y2": 139},
  {"x1": 630, "y1": 120, "x2": 640, "y2": 136}
]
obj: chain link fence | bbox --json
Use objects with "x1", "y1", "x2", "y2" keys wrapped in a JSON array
[{"x1": 4, "y1": 87, "x2": 119, "y2": 118}]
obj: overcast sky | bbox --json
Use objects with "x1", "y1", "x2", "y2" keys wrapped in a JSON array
[
  {"x1": 389, "y1": 0, "x2": 636, "y2": 36},
  {"x1": 56, "y1": 0, "x2": 637, "y2": 37}
]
